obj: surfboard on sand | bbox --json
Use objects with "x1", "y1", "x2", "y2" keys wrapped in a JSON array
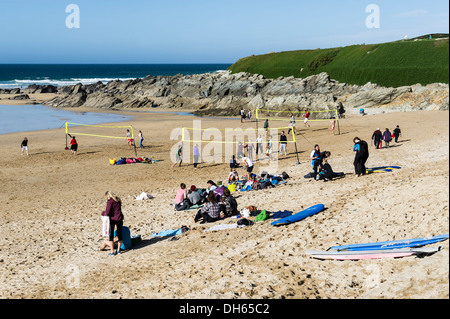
[
  {"x1": 271, "y1": 204, "x2": 325, "y2": 226},
  {"x1": 366, "y1": 166, "x2": 402, "y2": 174},
  {"x1": 329, "y1": 234, "x2": 449, "y2": 252},
  {"x1": 305, "y1": 246, "x2": 442, "y2": 260}
]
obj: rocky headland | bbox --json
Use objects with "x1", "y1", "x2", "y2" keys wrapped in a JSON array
[{"x1": 4, "y1": 71, "x2": 449, "y2": 115}]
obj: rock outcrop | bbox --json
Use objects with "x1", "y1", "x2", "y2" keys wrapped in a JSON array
[{"x1": 34, "y1": 71, "x2": 449, "y2": 114}]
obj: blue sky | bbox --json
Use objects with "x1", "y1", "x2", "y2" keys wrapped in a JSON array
[{"x1": 0, "y1": 0, "x2": 448, "y2": 63}]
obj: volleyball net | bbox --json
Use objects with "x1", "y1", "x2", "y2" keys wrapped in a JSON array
[
  {"x1": 181, "y1": 126, "x2": 297, "y2": 144},
  {"x1": 255, "y1": 108, "x2": 339, "y2": 122},
  {"x1": 65, "y1": 122, "x2": 134, "y2": 140}
]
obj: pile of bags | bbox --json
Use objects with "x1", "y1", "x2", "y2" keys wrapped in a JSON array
[{"x1": 109, "y1": 156, "x2": 154, "y2": 165}]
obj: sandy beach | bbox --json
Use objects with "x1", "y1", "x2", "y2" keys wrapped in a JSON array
[{"x1": 0, "y1": 105, "x2": 448, "y2": 299}]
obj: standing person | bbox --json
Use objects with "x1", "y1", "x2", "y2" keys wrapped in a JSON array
[
  {"x1": 138, "y1": 130, "x2": 144, "y2": 149},
  {"x1": 330, "y1": 118, "x2": 336, "y2": 136},
  {"x1": 247, "y1": 110, "x2": 252, "y2": 121},
  {"x1": 172, "y1": 145, "x2": 183, "y2": 168},
  {"x1": 256, "y1": 134, "x2": 263, "y2": 156},
  {"x1": 245, "y1": 141, "x2": 255, "y2": 162},
  {"x1": 303, "y1": 110, "x2": 311, "y2": 127},
  {"x1": 126, "y1": 129, "x2": 133, "y2": 149},
  {"x1": 193, "y1": 144, "x2": 200, "y2": 169},
  {"x1": 353, "y1": 137, "x2": 369, "y2": 177},
  {"x1": 279, "y1": 131, "x2": 287, "y2": 156},
  {"x1": 230, "y1": 155, "x2": 238, "y2": 169},
  {"x1": 242, "y1": 156, "x2": 254, "y2": 180},
  {"x1": 240, "y1": 109, "x2": 246, "y2": 123},
  {"x1": 101, "y1": 191, "x2": 124, "y2": 256},
  {"x1": 289, "y1": 114, "x2": 296, "y2": 134},
  {"x1": 382, "y1": 128, "x2": 392, "y2": 148},
  {"x1": 393, "y1": 125, "x2": 402, "y2": 143},
  {"x1": 69, "y1": 135, "x2": 78, "y2": 155},
  {"x1": 371, "y1": 128, "x2": 383, "y2": 149},
  {"x1": 310, "y1": 144, "x2": 322, "y2": 180},
  {"x1": 264, "y1": 119, "x2": 269, "y2": 133},
  {"x1": 237, "y1": 142, "x2": 245, "y2": 159},
  {"x1": 266, "y1": 135, "x2": 273, "y2": 160},
  {"x1": 21, "y1": 137, "x2": 29, "y2": 156}
]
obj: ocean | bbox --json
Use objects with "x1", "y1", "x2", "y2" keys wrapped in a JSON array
[
  {"x1": 0, "y1": 64, "x2": 231, "y2": 135},
  {"x1": 0, "y1": 64, "x2": 231, "y2": 89}
]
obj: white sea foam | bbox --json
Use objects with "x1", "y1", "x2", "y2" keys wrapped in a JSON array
[{"x1": 0, "y1": 77, "x2": 136, "y2": 89}]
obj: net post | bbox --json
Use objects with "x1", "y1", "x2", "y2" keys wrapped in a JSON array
[{"x1": 335, "y1": 110, "x2": 341, "y2": 135}]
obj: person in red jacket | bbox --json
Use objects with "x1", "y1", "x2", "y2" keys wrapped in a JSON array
[{"x1": 101, "y1": 191, "x2": 125, "y2": 256}]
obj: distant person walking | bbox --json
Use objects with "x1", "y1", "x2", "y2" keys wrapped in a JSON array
[
  {"x1": 371, "y1": 128, "x2": 383, "y2": 149},
  {"x1": 172, "y1": 145, "x2": 183, "y2": 168},
  {"x1": 21, "y1": 137, "x2": 29, "y2": 156},
  {"x1": 393, "y1": 125, "x2": 402, "y2": 143},
  {"x1": 382, "y1": 128, "x2": 393, "y2": 148},
  {"x1": 353, "y1": 137, "x2": 369, "y2": 177}
]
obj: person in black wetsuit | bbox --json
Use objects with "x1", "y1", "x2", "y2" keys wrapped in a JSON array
[
  {"x1": 353, "y1": 137, "x2": 369, "y2": 177},
  {"x1": 371, "y1": 128, "x2": 382, "y2": 149}
]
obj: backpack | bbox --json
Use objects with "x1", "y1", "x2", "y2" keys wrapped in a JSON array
[
  {"x1": 175, "y1": 198, "x2": 191, "y2": 211},
  {"x1": 255, "y1": 209, "x2": 270, "y2": 222}
]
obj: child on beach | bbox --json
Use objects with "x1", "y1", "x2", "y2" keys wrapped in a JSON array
[
  {"x1": 21, "y1": 137, "x2": 29, "y2": 156},
  {"x1": 126, "y1": 129, "x2": 133, "y2": 149},
  {"x1": 138, "y1": 130, "x2": 144, "y2": 149},
  {"x1": 174, "y1": 183, "x2": 188, "y2": 205},
  {"x1": 330, "y1": 118, "x2": 336, "y2": 136}
]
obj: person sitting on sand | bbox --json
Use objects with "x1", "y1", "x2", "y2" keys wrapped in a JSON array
[
  {"x1": 228, "y1": 168, "x2": 239, "y2": 183},
  {"x1": 188, "y1": 185, "x2": 202, "y2": 206},
  {"x1": 205, "y1": 180, "x2": 217, "y2": 195},
  {"x1": 194, "y1": 191, "x2": 221, "y2": 224},
  {"x1": 174, "y1": 183, "x2": 188, "y2": 205},
  {"x1": 220, "y1": 188, "x2": 238, "y2": 218}
]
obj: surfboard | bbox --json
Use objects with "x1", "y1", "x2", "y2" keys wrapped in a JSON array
[
  {"x1": 271, "y1": 204, "x2": 325, "y2": 226},
  {"x1": 305, "y1": 246, "x2": 442, "y2": 260},
  {"x1": 329, "y1": 234, "x2": 449, "y2": 252}
]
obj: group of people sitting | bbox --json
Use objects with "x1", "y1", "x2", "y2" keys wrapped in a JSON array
[{"x1": 174, "y1": 181, "x2": 239, "y2": 224}]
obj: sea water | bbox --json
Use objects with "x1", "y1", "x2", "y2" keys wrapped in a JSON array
[
  {"x1": 0, "y1": 64, "x2": 231, "y2": 89},
  {"x1": 0, "y1": 64, "x2": 231, "y2": 134},
  {"x1": 0, "y1": 104, "x2": 132, "y2": 135}
]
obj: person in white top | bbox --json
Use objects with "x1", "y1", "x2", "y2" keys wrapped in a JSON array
[{"x1": 242, "y1": 156, "x2": 254, "y2": 180}]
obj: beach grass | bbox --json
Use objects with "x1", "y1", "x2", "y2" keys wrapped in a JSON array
[{"x1": 228, "y1": 36, "x2": 449, "y2": 87}]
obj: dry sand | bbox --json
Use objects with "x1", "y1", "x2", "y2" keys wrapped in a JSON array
[{"x1": 0, "y1": 106, "x2": 448, "y2": 299}]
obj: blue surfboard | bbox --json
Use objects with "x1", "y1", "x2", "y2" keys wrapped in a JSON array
[
  {"x1": 329, "y1": 234, "x2": 449, "y2": 251},
  {"x1": 271, "y1": 204, "x2": 325, "y2": 226}
]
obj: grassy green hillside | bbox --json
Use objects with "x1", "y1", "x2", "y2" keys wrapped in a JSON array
[{"x1": 228, "y1": 35, "x2": 449, "y2": 87}]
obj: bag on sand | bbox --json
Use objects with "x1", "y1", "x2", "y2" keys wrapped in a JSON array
[{"x1": 101, "y1": 216, "x2": 110, "y2": 237}]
